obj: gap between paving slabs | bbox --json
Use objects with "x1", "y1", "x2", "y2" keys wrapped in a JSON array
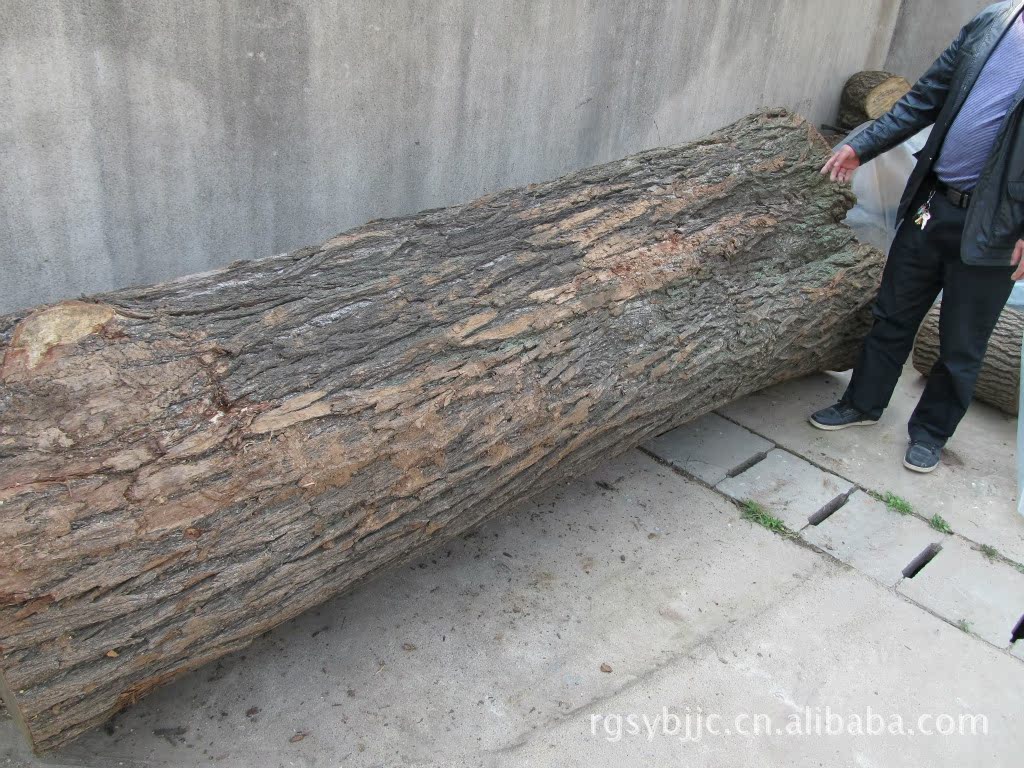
[
  {"x1": 713, "y1": 410, "x2": 1024, "y2": 569},
  {"x1": 640, "y1": 412, "x2": 1024, "y2": 655}
]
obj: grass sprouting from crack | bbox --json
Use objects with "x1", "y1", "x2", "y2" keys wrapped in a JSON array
[
  {"x1": 929, "y1": 514, "x2": 953, "y2": 534},
  {"x1": 741, "y1": 500, "x2": 789, "y2": 535},
  {"x1": 869, "y1": 490, "x2": 913, "y2": 515},
  {"x1": 884, "y1": 493, "x2": 912, "y2": 515},
  {"x1": 977, "y1": 544, "x2": 1024, "y2": 574},
  {"x1": 956, "y1": 618, "x2": 972, "y2": 634}
]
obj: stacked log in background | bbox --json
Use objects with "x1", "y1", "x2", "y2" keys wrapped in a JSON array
[
  {"x1": 837, "y1": 70, "x2": 912, "y2": 131},
  {"x1": 0, "y1": 110, "x2": 884, "y2": 753}
]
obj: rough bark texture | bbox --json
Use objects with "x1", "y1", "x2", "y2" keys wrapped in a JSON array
[
  {"x1": 0, "y1": 110, "x2": 884, "y2": 753},
  {"x1": 838, "y1": 70, "x2": 911, "y2": 130},
  {"x1": 913, "y1": 303, "x2": 1022, "y2": 416}
]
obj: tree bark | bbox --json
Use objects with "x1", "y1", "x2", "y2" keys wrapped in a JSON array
[
  {"x1": 913, "y1": 303, "x2": 1022, "y2": 416},
  {"x1": 0, "y1": 110, "x2": 884, "y2": 753},
  {"x1": 838, "y1": 70, "x2": 911, "y2": 130}
]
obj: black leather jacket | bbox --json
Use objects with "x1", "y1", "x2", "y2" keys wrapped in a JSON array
[{"x1": 848, "y1": 0, "x2": 1024, "y2": 265}]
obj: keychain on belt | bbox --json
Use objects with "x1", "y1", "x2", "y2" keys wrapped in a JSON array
[{"x1": 914, "y1": 190, "x2": 935, "y2": 230}]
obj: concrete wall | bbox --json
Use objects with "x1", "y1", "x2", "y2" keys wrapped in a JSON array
[
  {"x1": 1, "y1": 0, "x2": 902, "y2": 315},
  {"x1": 884, "y1": 0, "x2": 992, "y2": 80}
]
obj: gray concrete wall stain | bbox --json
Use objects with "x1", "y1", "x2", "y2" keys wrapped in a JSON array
[
  {"x1": 1, "y1": 0, "x2": 903, "y2": 314},
  {"x1": 884, "y1": 0, "x2": 992, "y2": 81}
]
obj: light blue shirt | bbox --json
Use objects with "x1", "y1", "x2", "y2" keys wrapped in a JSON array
[{"x1": 933, "y1": 12, "x2": 1024, "y2": 191}]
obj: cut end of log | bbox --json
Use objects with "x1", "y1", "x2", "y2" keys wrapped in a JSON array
[{"x1": 837, "y1": 70, "x2": 911, "y2": 131}]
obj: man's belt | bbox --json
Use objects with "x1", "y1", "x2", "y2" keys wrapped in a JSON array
[{"x1": 933, "y1": 178, "x2": 972, "y2": 209}]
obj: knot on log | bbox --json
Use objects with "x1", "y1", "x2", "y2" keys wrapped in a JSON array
[{"x1": 2, "y1": 302, "x2": 116, "y2": 375}]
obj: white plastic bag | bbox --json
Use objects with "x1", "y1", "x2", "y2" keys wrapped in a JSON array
[
  {"x1": 1008, "y1": 281, "x2": 1024, "y2": 309},
  {"x1": 841, "y1": 123, "x2": 931, "y2": 252}
]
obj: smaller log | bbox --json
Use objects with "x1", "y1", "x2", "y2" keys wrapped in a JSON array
[
  {"x1": 838, "y1": 71, "x2": 911, "y2": 130},
  {"x1": 913, "y1": 303, "x2": 1023, "y2": 416}
]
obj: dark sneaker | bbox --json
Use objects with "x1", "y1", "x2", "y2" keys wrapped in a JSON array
[
  {"x1": 904, "y1": 441, "x2": 941, "y2": 473},
  {"x1": 809, "y1": 402, "x2": 879, "y2": 431}
]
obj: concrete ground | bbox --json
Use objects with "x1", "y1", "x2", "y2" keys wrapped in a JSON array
[{"x1": 3, "y1": 364, "x2": 1023, "y2": 767}]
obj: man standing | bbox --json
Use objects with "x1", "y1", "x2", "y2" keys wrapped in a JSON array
[{"x1": 812, "y1": 1, "x2": 1024, "y2": 473}]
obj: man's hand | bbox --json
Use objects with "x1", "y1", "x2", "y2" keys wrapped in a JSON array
[
  {"x1": 1012, "y1": 240, "x2": 1024, "y2": 281},
  {"x1": 820, "y1": 145, "x2": 861, "y2": 184}
]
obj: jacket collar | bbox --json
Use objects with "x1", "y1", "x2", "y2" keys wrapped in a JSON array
[
  {"x1": 978, "y1": 2, "x2": 1023, "y2": 65},
  {"x1": 949, "y1": 2, "x2": 1024, "y2": 117}
]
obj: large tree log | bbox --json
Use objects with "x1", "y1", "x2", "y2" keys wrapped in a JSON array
[
  {"x1": 837, "y1": 70, "x2": 911, "y2": 131},
  {"x1": 913, "y1": 303, "x2": 1022, "y2": 416},
  {"x1": 0, "y1": 110, "x2": 884, "y2": 753}
]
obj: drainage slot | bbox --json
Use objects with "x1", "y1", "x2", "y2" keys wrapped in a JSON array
[
  {"x1": 725, "y1": 451, "x2": 768, "y2": 479},
  {"x1": 808, "y1": 490, "x2": 854, "y2": 526},
  {"x1": 1012, "y1": 614, "x2": 1024, "y2": 644},
  {"x1": 902, "y1": 543, "x2": 943, "y2": 579}
]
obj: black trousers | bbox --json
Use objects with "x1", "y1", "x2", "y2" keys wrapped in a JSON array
[{"x1": 842, "y1": 185, "x2": 1014, "y2": 447}]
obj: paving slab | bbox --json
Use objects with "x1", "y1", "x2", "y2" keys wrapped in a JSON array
[
  {"x1": 715, "y1": 448, "x2": 854, "y2": 531},
  {"x1": 4, "y1": 448, "x2": 1021, "y2": 767},
  {"x1": 641, "y1": 412, "x2": 773, "y2": 485},
  {"x1": 499, "y1": 562, "x2": 1024, "y2": 768},
  {"x1": 898, "y1": 537, "x2": 1024, "y2": 648},
  {"x1": 802, "y1": 490, "x2": 947, "y2": 586},
  {"x1": 0, "y1": 450, "x2": 826, "y2": 768},
  {"x1": 718, "y1": 366, "x2": 1024, "y2": 565},
  {"x1": 1013, "y1": 642, "x2": 1024, "y2": 662}
]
